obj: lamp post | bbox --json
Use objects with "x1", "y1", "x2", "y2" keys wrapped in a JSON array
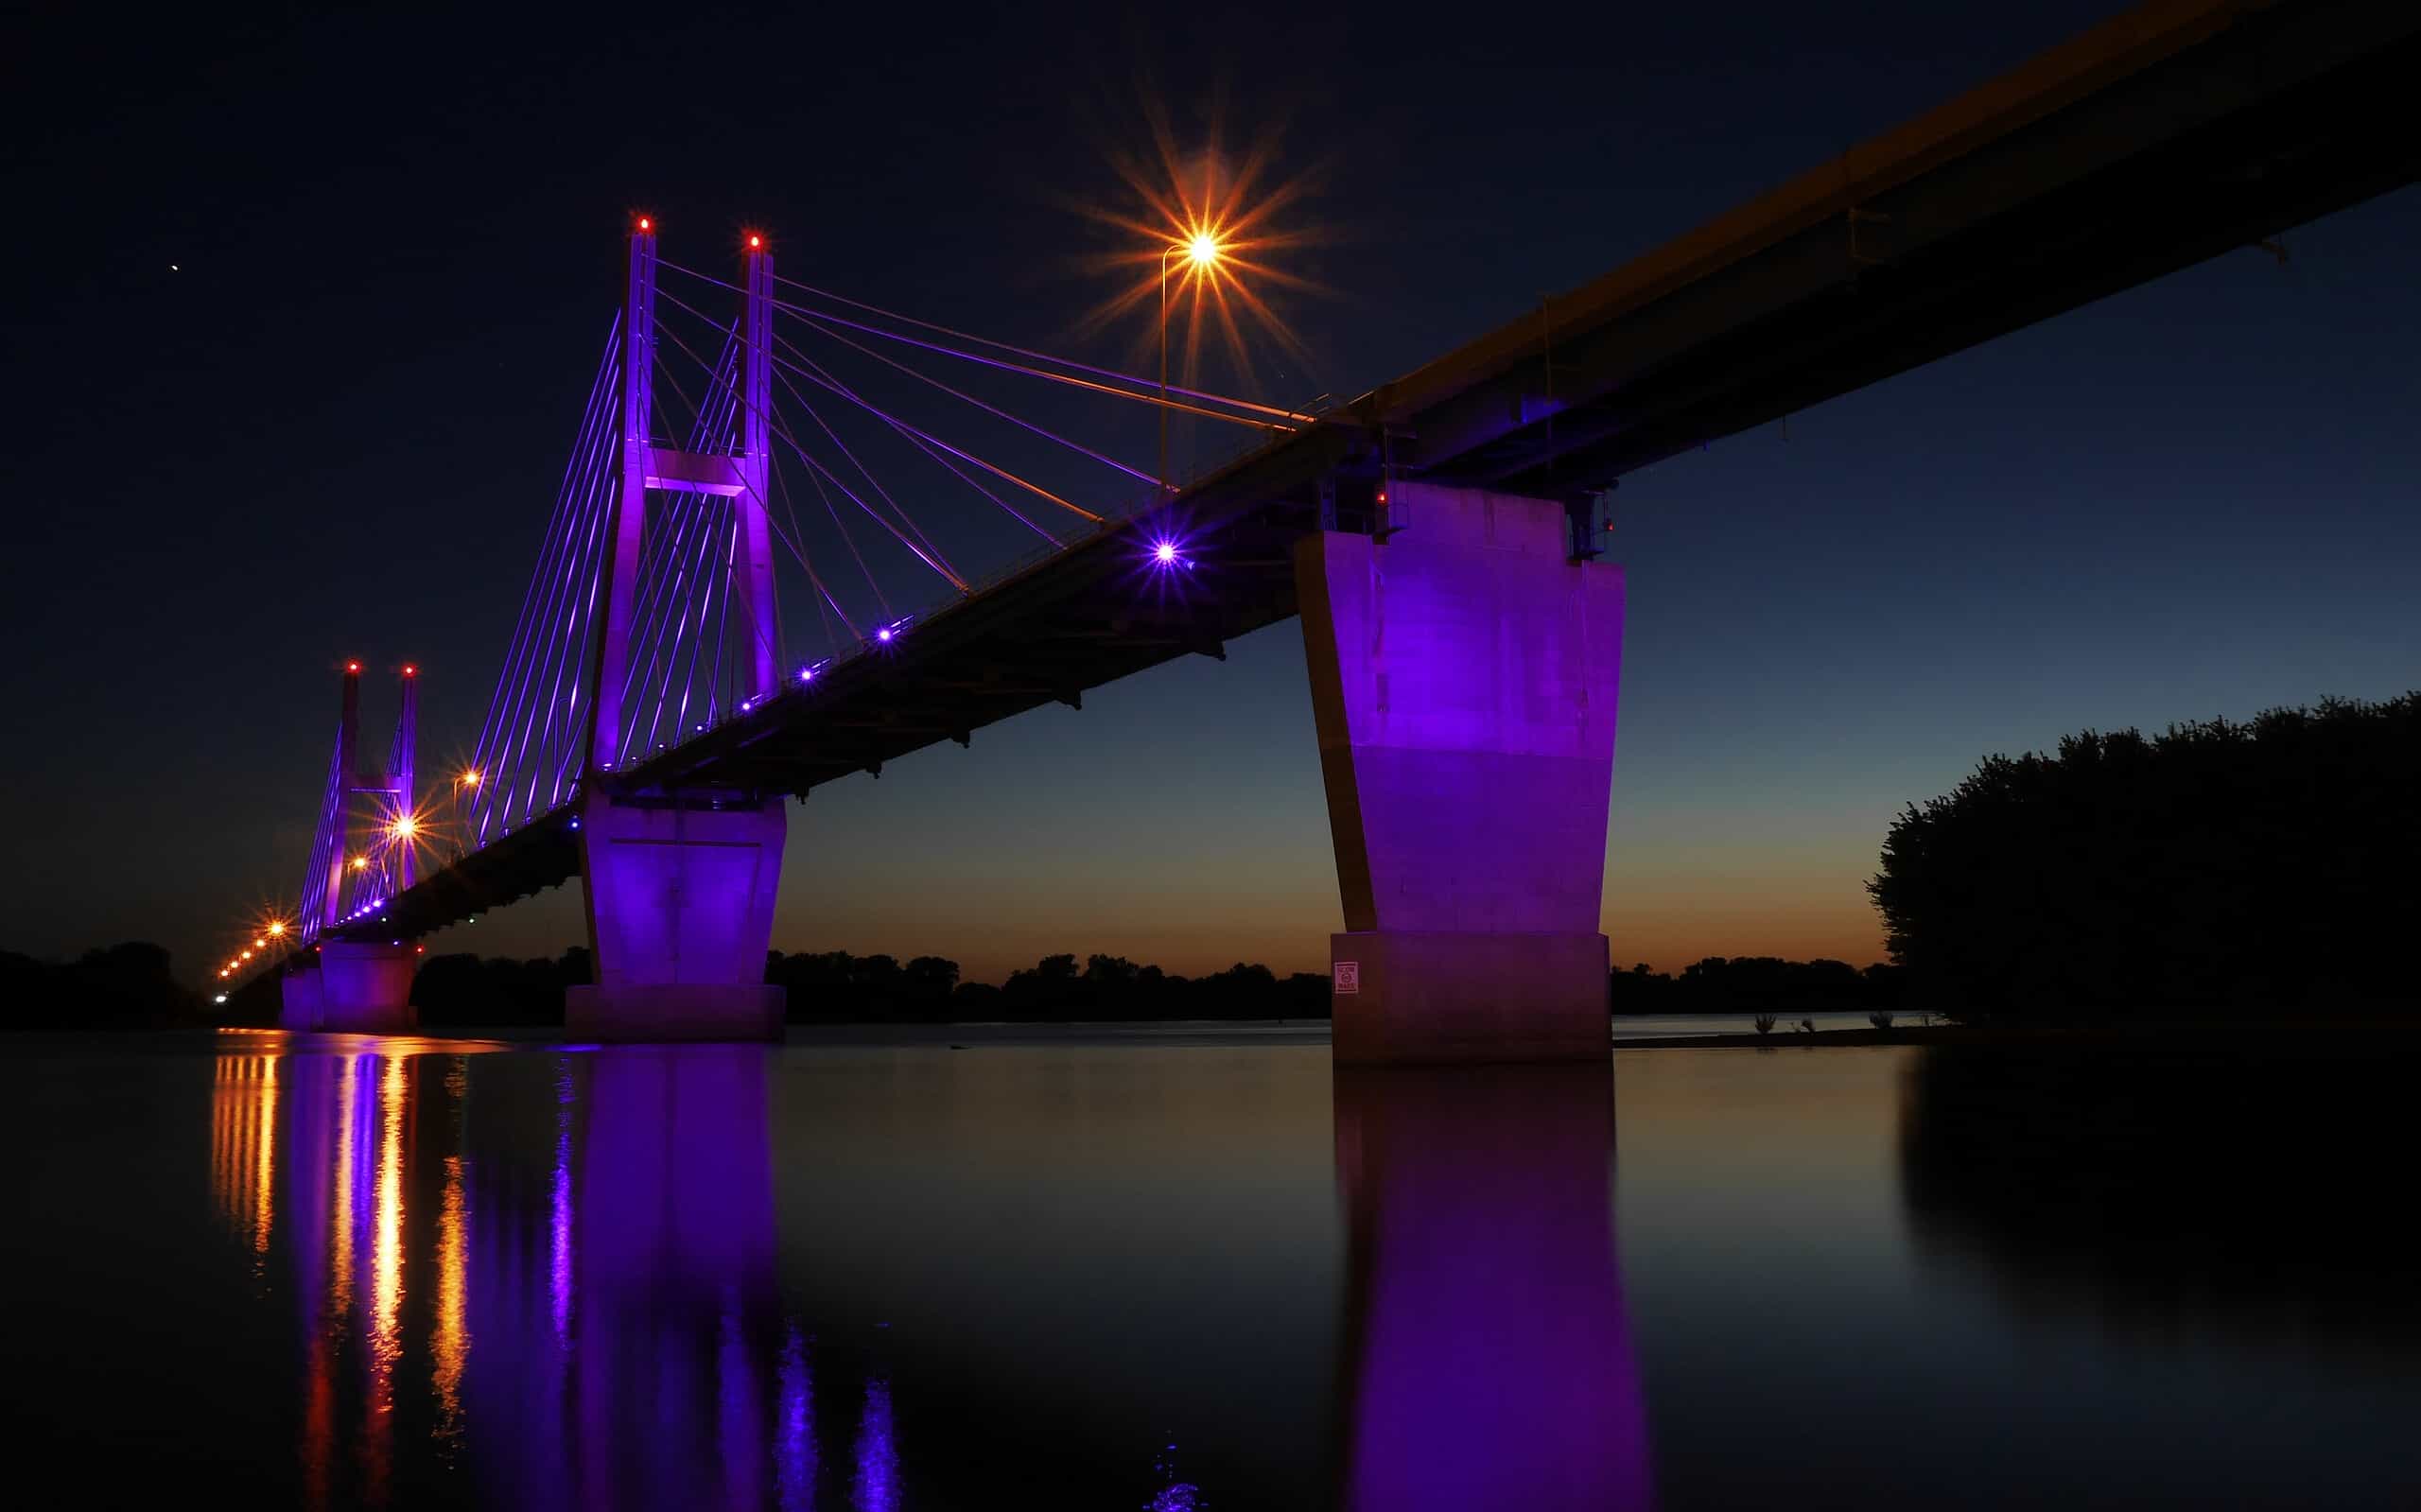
[
  {"x1": 449, "y1": 770, "x2": 479, "y2": 860},
  {"x1": 1159, "y1": 233, "x2": 1224, "y2": 496}
]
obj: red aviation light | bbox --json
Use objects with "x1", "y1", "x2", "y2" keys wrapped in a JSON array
[
  {"x1": 345, "y1": 660, "x2": 361, "y2": 673},
  {"x1": 402, "y1": 664, "x2": 416, "y2": 677},
  {"x1": 636, "y1": 216, "x2": 653, "y2": 233}
]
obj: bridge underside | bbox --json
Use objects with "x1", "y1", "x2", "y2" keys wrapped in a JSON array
[{"x1": 1382, "y1": 0, "x2": 2421, "y2": 495}]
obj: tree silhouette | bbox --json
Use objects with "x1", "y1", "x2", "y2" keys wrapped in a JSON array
[{"x1": 1871, "y1": 693, "x2": 2421, "y2": 1017}]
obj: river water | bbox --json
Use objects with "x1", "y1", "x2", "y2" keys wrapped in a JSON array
[{"x1": 4, "y1": 1031, "x2": 2413, "y2": 1507}]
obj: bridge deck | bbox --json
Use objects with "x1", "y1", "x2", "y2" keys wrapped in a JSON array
[{"x1": 336, "y1": 0, "x2": 2421, "y2": 944}]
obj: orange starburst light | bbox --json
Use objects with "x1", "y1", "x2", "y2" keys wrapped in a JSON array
[{"x1": 1069, "y1": 108, "x2": 1329, "y2": 395}]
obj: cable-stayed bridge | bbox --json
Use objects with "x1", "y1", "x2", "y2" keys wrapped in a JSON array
[{"x1": 257, "y1": 0, "x2": 2421, "y2": 1056}]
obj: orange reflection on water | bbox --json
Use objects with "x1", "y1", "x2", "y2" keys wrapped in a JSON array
[
  {"x1": 210, "y1": 1056, "x2": 281, "y2": 1260},
  {"x1": 330, "y1": 1057, "x2": 359, "y2": 1321},
  {"x1": 365, "y1": 1055, "x2": 408, "y2": 1503},
  {"x1": 252, "y1": 1056, "x2": 279, "y2": 1260},
  {"x1": 373, "y1": 1056, "x2": 408, "y2": 1378},
  {"x1": 432, "y1": 1060, "x2": 471, "y2": 1450},
  {"x1": 433, "y1": 1155, "x2": 469, "y2": 1441}
]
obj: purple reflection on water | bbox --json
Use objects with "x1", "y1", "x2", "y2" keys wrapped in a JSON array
[
  {"x1": 777, "y1": 1322, "x2": 816, "y2": 1512},
  {"x1": 575, "y1": 1047, "x2": 780, "y2": 1507},
  {"x1": 1334, "y1": 1065, "x2": 1654, "y2": 1511},
  {"x1": 263, "y1": 1044, "x2": 793, "y2": 1507},
  {"x1": 550, "y1": 1062, "x2": 574, "y2": 1348},
  {"x1": 1147, "y1": 1440, "x2": 1202, "y2": 1512},
  {"x1": 721, "y1": 1291, "x2": 766, "y2": 1508},
  {"x1": 852, "y1": 1377, "x2": 899, "y2": 1512}
]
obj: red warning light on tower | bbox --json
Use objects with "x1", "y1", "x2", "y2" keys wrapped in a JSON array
[
  {"x1": 345, "y1": 661, "x2": 361, "y2": 673},
  {"x1": 636, "y1": 216, "x2": 653, "y2": 233},
  {"x1": 747, "y1": 233, "x2": 763, "y2": 250},
  {"x1": 402, "y1": 664, "x2": 416, "y2": 677}
]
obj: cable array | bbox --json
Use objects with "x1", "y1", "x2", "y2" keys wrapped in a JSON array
[
  {"x1": 460, "y1": 320, "x2": 623, "y2": 845},
  {"x1": 377, "y1": 238, "x2": 1315, "y2": 890}
]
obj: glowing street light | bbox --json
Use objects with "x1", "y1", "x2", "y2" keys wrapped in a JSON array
[
  {"x1": 350, "y1": 855, "x2": 369, "y2": 872},
  {"x1": 267, "y1": 921, "x2": 286, "y2": 938},
  {"x1": 1160, "y1": 231, "x2": 1226, "y2": 495},
  {"x1": 390, "y1": 814, "x2": 419, "y2": 842}
]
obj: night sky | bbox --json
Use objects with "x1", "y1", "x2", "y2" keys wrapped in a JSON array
[{"x1": 6, "y1": 4, "x2": 2416, "y2": 985}]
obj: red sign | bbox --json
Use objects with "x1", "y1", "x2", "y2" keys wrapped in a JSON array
[{"x1": 1333, "y1": 961, "x2": 1360, "y2": 995}]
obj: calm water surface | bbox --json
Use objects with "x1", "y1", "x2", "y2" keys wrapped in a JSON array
[{"x1": 4, "y1": 1031, "x2": 2414, "y2": 1507}]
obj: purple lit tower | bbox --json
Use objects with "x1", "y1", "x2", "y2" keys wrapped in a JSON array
[
  {"x1": 568, "y1": 224, "x2": 789, "y2": 1042},
  {"x1": 1332, "y1": 1065, "x2": 1653, "y2": 1509},
  {"x1": 281, "y1": 663, "x2": 422, "y2": 1031},
  {"x1": 1296, "y1": 482, "x2": 1623, "y2": 1062}
]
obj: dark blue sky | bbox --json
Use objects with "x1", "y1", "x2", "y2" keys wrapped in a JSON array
[{"x1": 5, "y1": 3, "x2": 2414, "y2": 982}]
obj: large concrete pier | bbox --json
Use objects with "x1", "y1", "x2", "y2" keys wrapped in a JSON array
[
  {"x1": 1297, "y1": 483, "x2": 1623, "y2": 1064},
  {"x1": 566, "y1": 791, "x2": 789, "y2": 1042},
  {"x1": 277, "y1": 941, "x2": 420, "y2": 1033}
]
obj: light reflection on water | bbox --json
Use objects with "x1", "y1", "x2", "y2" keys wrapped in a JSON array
[{"x1": 9, "y1": 1033, "x2": 2419, "y2": 1505}]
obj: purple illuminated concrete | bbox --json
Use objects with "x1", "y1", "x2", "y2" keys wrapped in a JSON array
[
  {"x1": 583, "y1": 228, "x2": 657, "y2": 774},
  {"x1": 277, "y1": 965, "x2": 324, "y2": 1030},
  {"x1": 1295, "y1": 482, "x2": 1623, "y2": 1063},
  {"x1": 287, "y1": 942, "x2": 420, "y2": 1034},
  {"x1": 569, "y1": 792, "x2": 789, "y2": 1041},
  {"x1": 1334, "y1": 1065, "x2": 1651, "y2": 1509}
]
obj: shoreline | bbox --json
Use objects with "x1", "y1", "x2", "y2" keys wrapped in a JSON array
[{"x1": 65, "y1": 1015, "x2": 2400, "y2": 1053}]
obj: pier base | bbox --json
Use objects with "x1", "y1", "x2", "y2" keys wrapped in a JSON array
[
  {"x1": 1330, "y1": 930, "x2": 1611, "y2": 1064},
  {"x1": 566, "y1": 983, "x2": 788, "y2": 1043},
  {"x1": 1297, "y1": 482, "x2": 1624, "y2": 1065},
  {"x1": 295, "y1": 942, "x2": 421, "y2": 1034},
  {"x1": 574, "y1": 791, "x2": 788, "y2": 1042}
]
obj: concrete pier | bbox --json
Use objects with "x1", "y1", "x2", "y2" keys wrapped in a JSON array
[
  {"x1": 568, "y1": 791, "x2": 788, "y2": 1042},
  {"x1": 1296, "y1": 482, "x2": 1623, "y2": 1063},
  {"x1": 276, "y1": 965, "x2": 322, "y2": 1031},
  {"x1": 279, "y1": 942, "x2": 420, "y2": 1033}
]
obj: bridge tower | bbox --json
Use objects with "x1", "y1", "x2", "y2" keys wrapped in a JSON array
[
  {"x1": 1298, "y1": 483, "x2": 1624, "y2": 1062},
  {"x1": 281, "y1": 662, "x2": 423, "y2": 1033},
  {"x1": 567, "y1": 222, "x2": 790, "y2": 1042}
]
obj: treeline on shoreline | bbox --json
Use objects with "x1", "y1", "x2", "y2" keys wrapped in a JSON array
[
  {"x1": 0, "y1": 944, "x2": 198, "y2": 1029},
  {"x1": 10, "y1": 940, "x2": 1912, "y2": 1030},
  {"x1": 401, "y1": 948, "x2": 1333, "y2": 1027},
  {"x1": 1610, "y1": 956, "x2": 1906, "y2": 1016},
  {"x1": 398, "y1": 949, "x2": 1905, "y2": 1025},
  {"x1": 1873, "y1": 693, "x2": 2419, "y2": 1017}
]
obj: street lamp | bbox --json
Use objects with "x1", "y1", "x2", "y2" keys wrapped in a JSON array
[{"x1": 1160, "y1": 233, "x2": 1224, "y2": 495}]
